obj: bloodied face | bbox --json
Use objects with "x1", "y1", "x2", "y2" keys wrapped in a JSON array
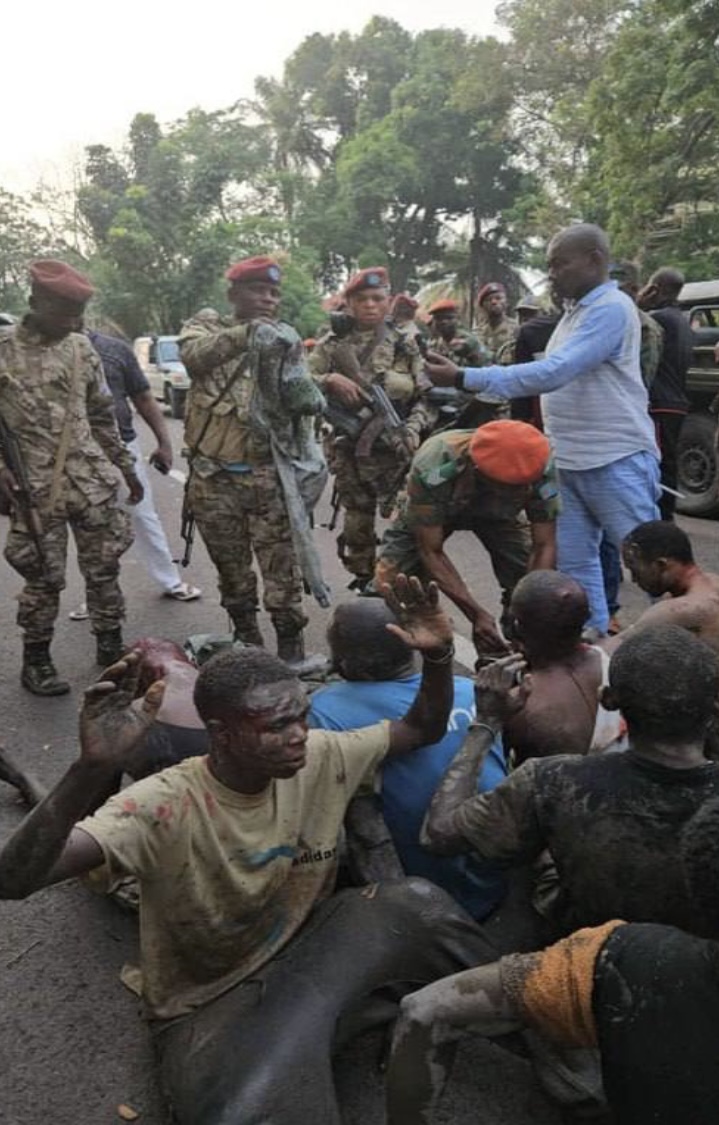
[
  {"x1": 212, "y1": 680, "x2": 311, "y2": 786},
  {"x1": 622, "y1": 543, "x2": 668, "y2": 598}
]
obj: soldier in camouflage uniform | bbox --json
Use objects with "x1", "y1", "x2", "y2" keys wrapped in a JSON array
[
  {"x1": 179, "y1": 256, "x2": 326, "y2": 667},
  {"x1": 310, "y1": 268, "x2": 436, "y2": 589},
  {"x1": 375, "y1": 421, "x2": 559, "y2": 656},
  {"x1": 476, "y1": 282, "x2": 519, "y2": 362},
  {"x1": 426, "y1": 299, "x2": 505, "y2": 427},
  {"x1": 0, "y1": 260, "x2": 142, "y2": 696}
]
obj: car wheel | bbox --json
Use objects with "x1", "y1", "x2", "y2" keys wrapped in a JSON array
[
  {"x1": 169, "y1": 387, "x2": 186, "y2": 420},
  {"x1": 676, "y1": 412, "x2": 719, "y2": 517}
]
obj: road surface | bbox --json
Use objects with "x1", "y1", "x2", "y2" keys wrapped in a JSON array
[{"x1": 0, "y1": 416, "x2": 713, "y2": 1124}]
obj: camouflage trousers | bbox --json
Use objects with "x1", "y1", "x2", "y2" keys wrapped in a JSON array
[
  {"x1": 4, "y1": 491, "x2": 132, "y2": 644},
  {"x1": 331, "y1": 440, "x2": 409, "y2": 580},
  {"x1": 188, "y1": 464, "x2": 305, "y2": 627},
  {"x1": 376, "y1": 516, "x2": 531, "y2": 613}
]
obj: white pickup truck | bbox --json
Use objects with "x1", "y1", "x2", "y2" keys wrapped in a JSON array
[{"x1": 133, "y1": 334, "x2": 190, "y2": 419}]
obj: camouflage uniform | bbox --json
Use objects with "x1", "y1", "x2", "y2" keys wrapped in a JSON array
[
  {"x1": 179, "y1": 309, "x2": 323, "y2": 642},
  {"x1": 0, "y1": 320, "x2": 134, "y2": 646},
  {"x1": 375, "y1": 429, "x2": 560, "y2": 615},
  {"x1": 310, "y1": 322, "x2": 436, "y2": 583},
  {"x1": 428, "y1": 328, "x2": 507, "y2": 426},
  {"x1": 638, "y1": 309, "x2": 664, "y2": 389},
  {"x1": 476, "y1": 315, "x2": 519, "y2": 363}
]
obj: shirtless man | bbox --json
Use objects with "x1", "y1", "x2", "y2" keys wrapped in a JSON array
[
  {"x1": 618, "y1": 520, "x2": 719, "y2": 652},
  {"x1": 505, "y1": 570, "x2": 622, "y2": 764}
]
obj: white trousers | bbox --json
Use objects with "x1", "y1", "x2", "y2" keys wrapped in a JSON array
[{"x1": 126, "y1": 436, "x2": 182, "y2": 593}]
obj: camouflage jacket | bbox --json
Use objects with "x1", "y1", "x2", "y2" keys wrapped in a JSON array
[
  {"x1": 0, "y1": 319, "x2": 134, "y2": 509},
  {"x1": 309, "y1": 320, "x2": 436, "y2": 441},
  {"x1": 179, "y1": 309, "x2": 324, "y2": 475},
  {"x1": 428, "y1": 326, "x2": 489, "y2": 367},
  {"x1": 638, "y1": 309, "x2": 664, "y2": 390},
  {"x1": 476, "y1": 316, "x2": 519, "y2": 362}
]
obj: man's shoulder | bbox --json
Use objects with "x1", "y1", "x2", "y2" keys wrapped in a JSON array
[
  {"x1": 307, "y1": 722, "x2": 389, "y2": 755},
  {"x1": 180, "y1": 308, "x2": 229, "y2": 338}
]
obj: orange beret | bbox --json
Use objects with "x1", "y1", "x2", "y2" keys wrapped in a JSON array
[
  {"x1": 428, "y1": 299, "x2": 459, "y2": 316},
  {"x1": 391, "y1": 293, "x2": 419, "y2": 312},
  {"x1": 344, "y1": 267, "x2": 389, "y2": 298},
  {"x1": 226, "y1": 256, "x2": 282, "y2": 285},
  {"x1": 303, "y1": 338, "x2": 317, "y2": 349},
  {"x1": 477, "y1": 282, "x2": 506, "y2": 306},
  {"x1": 29, "y1": 259, "x2": 94, "y2": 303},
  {"x1": 469, "y1": 420, "x2": 550, "y2": 485}
]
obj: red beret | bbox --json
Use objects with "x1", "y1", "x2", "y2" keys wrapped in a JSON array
[
  {"x1": 469, "y1": 420, "x2": 550, "y2": 485},
  {"x1": 428, "y1": 299, "x2": 459, "y2": 316},
  {"x1": 226, "y1": 256, "x2": 282, "y2": 285},
  {"x1": 477, "y1": 282, "x2": 506, "y2": 307},
  {"x1": 303, "y1": 338, "x2": 317, "y2": 349},
  {"x1": 29, "y1": 259, "x2": 94, "y2": 303},
  {"x1": 344, "y1": 267, "x2": 390, "y2": 298},
  {"x1": 391, "y1": 293, "x2": 419, "y2": 312}
]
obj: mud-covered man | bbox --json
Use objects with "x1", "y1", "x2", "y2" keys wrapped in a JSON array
[
  {"x1": 0, "y1": 259, "x2": 142, "y2": 695},
  {"x1": 179, "y1": 256, "x2": 326, "y2": 668},
  {"x1": 310, "y1": 267, "x2": 436, "y2": 589}
]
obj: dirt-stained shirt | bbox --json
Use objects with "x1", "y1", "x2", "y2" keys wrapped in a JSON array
[
  {"x1": 399, "y1": 429, "x2": 559, "y2": 529},
  {"x1": 454, "y1": 750, "x2": 719, "y2": 937},
  {"x1": 0, "y1": 319, "x2": 134, "y2": 508},
  {"x1": 309, "y1": 321, "x2": 436, "y2": 440},
  {"x1": 77, "y1": 723, "x2": 390, "y2": 1020}
]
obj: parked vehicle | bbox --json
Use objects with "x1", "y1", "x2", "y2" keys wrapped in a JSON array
[
  {"x1": 676, "y1": 281, "x2": 719, "y2": 517},
  {"x1": 133, "y1": 335, "x2": 189, "y2": 419}
]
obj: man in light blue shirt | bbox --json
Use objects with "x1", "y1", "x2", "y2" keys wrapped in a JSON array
[{"x1": 426, "y1": 224, "x2": 660, "y2": 632}]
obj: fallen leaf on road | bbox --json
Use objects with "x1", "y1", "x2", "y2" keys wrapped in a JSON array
[{"x1": 117, "y1": 1105, "x2": 140, "y2": 1121}]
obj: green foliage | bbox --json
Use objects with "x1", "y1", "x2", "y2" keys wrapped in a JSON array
[{"x1": 7, "y1": 4, "x2": 719, "y2": 336}]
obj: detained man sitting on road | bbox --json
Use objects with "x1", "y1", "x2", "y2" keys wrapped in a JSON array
[
  {"x1": 504, "y1": 570, "x2": 625, "y2": 765},
  {"x1": 310, "y1": 597, "x2": 507, "y2": 919},
  {"x1": 614, "y1": 519, "x2": 719, "y2": 654},
  {"x1": 0, "y1": 577, "x2": 501, "y2": 1125},
  {"x1": 375, "y1": 419, "x2": 558, "y2": 657},
  {"x1": 386, "y1": 791, "x2": 719, "y2": 1125},
  {"x1": 421, "y1": 625, "x2": 719, "y2": 941}
]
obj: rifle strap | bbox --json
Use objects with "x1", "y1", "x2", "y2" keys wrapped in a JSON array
[
  {"x1": 186, "y1": 351, "x2": 250, "y2": 463},
  {"x1": 48, "y1": 336, "x2": 84, "y2": 513}
]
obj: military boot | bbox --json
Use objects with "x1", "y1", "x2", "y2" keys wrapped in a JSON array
[
  {"x1": 96, "y1": 628, "x2": 125, "y2": 667},
  {"x1": 273, "y1": 615, "x2": 328, "y2": 678},
  {"x1": 227, "y1": 604, "x2": 264, "y2": 647},
  {"x1": 21, "y1": 642, "x2": 70, "y2": 696}
]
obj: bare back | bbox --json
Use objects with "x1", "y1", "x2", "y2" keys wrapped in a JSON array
[{"x1": 506, "y1": 646, "x2": 604, "y2": 765}]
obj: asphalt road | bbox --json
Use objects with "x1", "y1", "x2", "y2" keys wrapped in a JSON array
[{"x1": 0, "y1": 416, "x2": 715, "y2": 1125}]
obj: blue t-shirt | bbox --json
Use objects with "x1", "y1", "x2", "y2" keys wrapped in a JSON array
[{"x1": 309, "y1": 674, "x2": 507, "y2": 919}]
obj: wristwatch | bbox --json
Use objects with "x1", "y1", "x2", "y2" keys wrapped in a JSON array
[{"x1": 454, "y1": 368, "x2": 466, "y2": 391}]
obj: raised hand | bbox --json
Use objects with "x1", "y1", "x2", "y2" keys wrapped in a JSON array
[
  {"x1": 80, "y1": 652, "x2": 165, "y2": 769},
  {"x1": 474, "y1": 653, "x2": 531, "y2": 727},
  {"x1": 381, "y1": 574, "x2": 454, "y2": 654}
]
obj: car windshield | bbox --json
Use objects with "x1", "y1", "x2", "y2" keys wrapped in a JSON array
[{"x1": 157, "y1": 339, "x2": 180, "y2": 363}]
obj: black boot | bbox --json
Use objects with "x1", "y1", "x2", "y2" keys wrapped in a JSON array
[
  {"x1": 227, "y1": 604, "x2": 264, "y2": 647},
  {"x1": 274, "y1": 626, "x2": 328, "y2": 678},
  {"x1": 21, "y1": 642, "x2": 70, "y2": 696},
  {"x1": 96, "y1": 628, "x2": 125, "y2": 667}
]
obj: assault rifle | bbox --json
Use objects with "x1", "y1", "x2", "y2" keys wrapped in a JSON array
[{"x1": 0, "y1": 414, "x2": 49, "y2": 573}]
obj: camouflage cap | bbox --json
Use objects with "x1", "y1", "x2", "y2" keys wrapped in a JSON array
[
  {"x1": 226, "y1": 256, "x2": 282, "y2": 285},
  {"x1": 344, "y1": 267, "x2": 390, "y2": 298},
  {"x1": 29, "y1": 259, "x2": 94, "y2": 303}
]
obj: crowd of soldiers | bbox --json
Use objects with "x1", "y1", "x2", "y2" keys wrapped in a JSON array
[{"x1": 1, "y1": 223, "x2": 717, "y2": 1125}]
